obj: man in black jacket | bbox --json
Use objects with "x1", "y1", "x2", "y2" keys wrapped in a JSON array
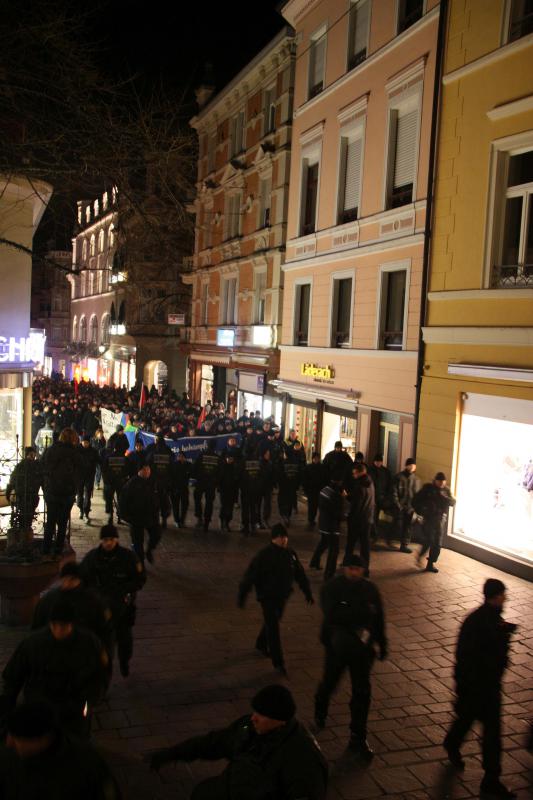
[
  {"x1": 391, "y1": 457, "x2": 421, "y2": 553},
  {"x1": 192, "y1": 443, "x2": 220, "y2": 531},
  {"x1": 344, "y1": 462, "x2": 375, "y2": 575},
  {"x1": 145, "y1": 433, "x2": 173, "y2": 528},
  {"x1": 119, "y1": 466, "x2": 161, "y2": 564},
  {"x1": 148, "y1": 684, "x2": 328, "y2": 800},
  {"x1": 101, "y1": 443, "x2": 129, "y2": 525},
  {"x1": 443, "y1": 579, "x2": 517, "y2": 799},
  {"x1": 238, "y1": 524, "x2": 314, "y2": 676},
  {"x1": 412, "y1": 472, "x2": 456, "y2": 573},
  {"x1": 303, "y1": 452, "x2": 328, "y2": 530},
  {"x1": 171, "y1": 450, "x2": 191, "y2": 528},
  {"x1": 218, "y1": 451, "x2": 240, "y2": 532},
  {"x1": 367, "y1": 453, "x2": 392, "y2": 545},
  {"x1": 76, "y1": 436, "x2": 100, "y2": 524},
  {"x1": 42, "y1": 429, "x2": 82, "y2": 555},
  {"x1": 323, "y1": 441, "x2": 353, "y2": 482},
  {"x1": 240, "y1": 449, "x2": 262, "y2": 535},
  {"x1": 310, "y1": 474, "x2": 345, "y2": 580},
  {"x1": 80, "y1": 524, "x2": 145, "y2": 678},
  {"x1": 314, "y1": 555, "x2": 387, "y2": 760}
]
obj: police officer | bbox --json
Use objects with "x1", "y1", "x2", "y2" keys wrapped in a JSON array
[
  {"x1": 80, "y1": 524, "x2": 146, "y2": 678},
  {"x1": 314, "y1": 555, "x2": 387, "y2": 761},
  {"x1": 218, "y1": 450, "x2": 240, "y2": 532},
  {"x1": 412, "y1": 471, "x2": 456, "y2": 573},
  {"x1": 170, "y1": 450, "x2": 191, "y2": 528},
  {"x1": 240, "y1": 448, "x2": 262, "y2": 535},
  {"x1": 76, "y1": 435, "x2": 100, "y2": 524},
  {"x1": 119, "y1": 465, "x2": 161, "y2": 564},
  {"x1": 101, "y1": 442, "x2": 129, "y2": 525},
  {"x1": 192, "y1": 442, "x2": 220, "y2": 531},
  {"x1": 276, "y1": 449, "x2": 302, "y2": 526},
  {"x1": 148, "y1": 684, "x2": 328, "y2": 800},
  {"x1": 443, "y1": 579, "x2": 517, "y2": 799},
  {"x1": 238, "y1": 524, "x2": 313, "y2": 676},
  {"x1": 126, "y1": 438, "x2": 146, "y2": 477},
  {"x1": 303, "y1": 452, "x2": 328, "y2": 530},
  {"x1": 1, "y1": 596, "x2": 108, "y2": 737},
  {"x1": 145, "y1": 433, "x2": 173, "y2": 528}
]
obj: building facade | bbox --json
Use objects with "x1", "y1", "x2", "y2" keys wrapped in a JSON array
[
  {"x1": 187, "y1": 28, "x2": 296, "y2": 420},
  {"x1": 417, "y1": 0, "x2": 533, "y2": 579},
  {"x1": 277, "y1": 0, "x2": 441, "y2": 463},
  {"x1": 31, "y1": 249, "x2": 71, "y2": 378}
]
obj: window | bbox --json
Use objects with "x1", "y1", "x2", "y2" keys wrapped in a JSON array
[
  {"x1": 386, "y1": 106, "x2": 418, "y2": 209},
  {"x1": 102, "y1": 192, "x2": 108, "y2": 211},
  {"x1": 79, "y1": 316, "x2": 87, "y2": 343},
  {"x1": 204, "y1": 208, "x2": 213, "y2": 248},
  {"x1": 259, "y1": 177, "x2": 271, "y2": 228},
  {"x1": 301, "y1": 161, "x2": 319, "y2": 235},
  {"x1": 94, "y1": 199, "x2": 99, "y2": 217},
  {"x1": 338, "y1": 135, "x2": 363, "y2": 224},
  {"x1": 294, "y1": 283, "x2": 311, "y2": 346},
  {"x1": 254, "y1": 270, "x2": 267, "y2": 324},
  {"x1": 225, "y1": 193, "x2": 241, "y2": 240},
  {"x1": 101, "y1": 314, "x2": 110, "y2": 346},
  {"x1": 231, "y1": 110, "x2": 245, "y2": 156},
  {"x1": 89, "y1": 315, "x2": 98, "y2": 344},
  {"x1": 207, "y1": 133, "x2": 216, "y2": 173},
  {"x1": 309, "y1": 29, "x2": 326, "y2": 99},
  {"x1": 263, "y1": 86, "x2": 276, "y2": 135},
  {"x1": 379, "y1": 269, "x2": 407, "y2": 349},
  {"x1": 81, "y1": 239, "x2": 88, "y2": 262},
  {"x1": 90, "y1": 235, "x2": 96, "y2": 257},
  {"x1": 508, "y1": 0, "x2": 533, "y2": 41},
  {"x1": 108, "y1": 224, "x2": 115, "y2": 248},
  {"x1": 102, "y1": 267, "x2": 110, "y2": 292},
  {"x1": 398, "y1": 0, "x2": 424, "y2": 33},
  {"x1": 200, "y1": 282, "x2": 209, "y2": 325},
  {"x1": 85, "y1": 206, "x2": 91, "y2": 223},
  {"x1": 347, "y1": 0, "x2": 370, "y2": 71},
  {"x1": 221, "y1": 277, "x2": 238, "y2": 325},
  {"x1": 72, "y1": 317, "x2": 78, "y2": 342},
  {"x1": 98, "y1": 229, "x2": 105, "y2": 252},
  {"x1": 493, "y1": 149, "x2": 533, "y2": 286},
  {"x1": 80, "y1": 272, "x2": 86, "y2": 297},
  {"x1": 331, "y1": 277, "x2": 353, "y2": 347}
]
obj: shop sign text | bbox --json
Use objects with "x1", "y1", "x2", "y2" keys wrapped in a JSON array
[
  {"x1": 300, "y1": 362, "x2": 335, "y2": 383},
  {"x1": 0, "y1": 332, "x2": 45, "y2": 365}
]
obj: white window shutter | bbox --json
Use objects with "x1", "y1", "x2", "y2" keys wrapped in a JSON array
[
  {"x1": 343, "y1": 137, "x2": 362, "y2": 212},
  {"x1": 393, "y1": 109, "x2": 417, "y2": 188}
]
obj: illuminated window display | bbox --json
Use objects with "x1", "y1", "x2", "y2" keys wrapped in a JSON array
[
  {"x1": 0, "y1": 388, "x2": 23, "y2": 491},
  {"x1": 452, "y1": 394, "x2": 533, "y2": 565}
]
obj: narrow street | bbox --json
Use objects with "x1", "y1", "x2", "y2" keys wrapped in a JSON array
[{"x1": 2, "y1": 494, "x2": 531, "y2": 799}]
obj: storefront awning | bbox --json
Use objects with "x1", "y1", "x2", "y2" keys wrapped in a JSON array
[{"x1": 272, "y1": 379, "x2": 359, "y2": 411}]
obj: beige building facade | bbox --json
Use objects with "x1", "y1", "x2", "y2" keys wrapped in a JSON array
[
  {"x1": 187, "y1": 28, "x2": 296, "y2": 419},
  {"x1": 277, "y1": 0, "x2": 440, "y2": 464}
]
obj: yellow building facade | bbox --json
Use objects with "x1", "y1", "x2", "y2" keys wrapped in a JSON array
[{"x1": 417, "y1": 0, "x2": 533, "y2": 578}]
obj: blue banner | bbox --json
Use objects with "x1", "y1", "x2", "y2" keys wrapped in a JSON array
[{"x1": 137, "y1": 431, "x2": 242, "y2": 462}]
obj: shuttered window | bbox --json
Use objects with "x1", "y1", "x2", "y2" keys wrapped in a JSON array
[
  {"x1": 295, "y1": 284, "x2": 311, "y2": 345},
  {"x1": 331, "y1": 278, "x2": 353, "y2": 347},
  {"x1": 263, "y1": 87, "x2": 276, "y2": 134},
  {"x1": 348, "y1": 0, "x2": 370, "y2": 70},
  {"x1": 222, "y1": 278, "x2": 237, "y2": 325},
  {"x1": 301, "y1": 161, "x2": 319, "y2": 235},
  {"x1": 231, "y1": 111, "x2": 245, "y2": 156},
  {"x1": 255, "y1": 270, "x2": 267, "y2": 323},
  {"x1": 225, "y1": 194, "x2": 242, "y2": 240},
  {"x1": 309, "y1": 33, "x2": 326, "y2": 98},
  {"x1": 389, "y1": 108, "x2": 417, "y2": 208},
  {"x1": 339, "y1": 136, "x2": 362, "y2": 224},
  {"x1": 380, "y1": 270, "x2": 407, "y2": 349}
]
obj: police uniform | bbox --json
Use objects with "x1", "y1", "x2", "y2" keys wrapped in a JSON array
[{"x1": 192, "y1": 449, "x2": 220, "y2": 530}]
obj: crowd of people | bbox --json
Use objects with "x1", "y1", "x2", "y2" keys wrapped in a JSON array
[{"x1": 0, "y1": 376, "x2": 527, "y2": 798}]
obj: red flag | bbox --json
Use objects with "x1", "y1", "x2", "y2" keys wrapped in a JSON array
[
  {"x1": 139, "y1": 382, "x2": 148, "y2": 410},
  {"x1": 74, "y1": 378, "x2": 79, "y2": 397},
  {"x1": 197, "y1": 405, "x2": 207, "y2": 429}
]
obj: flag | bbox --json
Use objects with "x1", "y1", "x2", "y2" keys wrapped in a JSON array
[
  {"x1": 74, "y1": 377, "x2": 79, "y2": 397},
  {"x1": 139, "y1": 382, "x2": 148, "y2": 410},
  {"x1": 196, "y1": 405, "x2": 207, "y2": 429}
]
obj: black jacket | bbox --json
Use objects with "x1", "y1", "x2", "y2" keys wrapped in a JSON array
[
  {"x1": 367, "y1": 464, "x2": 392, "y2": 508},
  {"x1": 80, "y1": 544, "x2": 145, "y2": 622},
  {"x1": 412, "y1": 483, "x2": 456, "y2": 527},
  {"x1": 454, "y1": 603, "x2": 514, "y2": 693},
  {"x1": 0, "y1": 731, "x2": 121, "y2": 800},
  {"x1": 318, "y1": 484, "x2": 344, "y2": 535},
  {"x1": 6, "y1": 460, "x2": 42, "y2": 504},
  {"x1": 32, "y1": 586, "x2": 110, "y2": 647},
  {"x1": 303, "y1": 463, "x2": 328, "y2": 497},
  {"x1": 346, "y1": 474, "x2": 375, "y2": 526},
  {"x1": 154, "y1": 714, "x2": 328, "y2": 800},
  {"x1": 323, "y1": 449, "x2": 353, "y2": 480},
  {"x1": 172, "y1": 459, "x2": 191, "y2": 491},
  {"x1": 42, "y1": 442, "x2": 82, "y2": 498},
  {"x1": 193, "y1": 452, "x2": 220, "y2": 488},
  {"x1": 320, "y1": 575, "x2": 386, "y2": 652},
  {"x1": 238, "y1": 543, "x2": 312, "y2": 605},
  {"x1": 81, "y1": 409, "x2": 101, "y2": 438},
  {"x1": 77, "y1": 444, "x2": 100, "y2": 483},
  {"x1": 392, "y1": 469, "x2": 421, "y2": 514}
]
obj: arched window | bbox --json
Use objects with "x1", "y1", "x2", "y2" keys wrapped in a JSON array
[
  {"x1": 79, "y1": 315, "x2": 87, "y2": 343},
  {"x1": 80, "y1": 272, "x2": 86, "y2": 297},
  {"x1": 90, "y1": 234, "x2": 96, "y2": 257},
  {"x1": 72, "y1": 316, "x2": 78, "y2": 341},
  {"x1": 108, "y1": 224, "x2": 115, "y2": 248},
  {"x1": 82, "y1": 239, "x2": 88, "y2": 262},
  {"x1": 118, "y1": 301, "x2": 126, "y2": 323},
  {"x1": 101, "y1": 313, "x2": 110, "y2": 345},
  {"x1": 89, "y1": 315, "x2": 98, "y2": 344},
  {"x1": 88, "y1": 271, "x2": 95, "y2": 295},
  {"x1": 98, "y1": 229, "x2": 105, "y2": 252}
]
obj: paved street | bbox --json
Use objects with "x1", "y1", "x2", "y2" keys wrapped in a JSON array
[{"x1": 1, "y1": 493, "x2": 532, "y2": 799}]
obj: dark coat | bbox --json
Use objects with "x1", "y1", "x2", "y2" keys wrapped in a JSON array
[
  {"x1": 42, "y1": 442, "x2": 82, "y2": 499},
  {"x1": 156, "y1": 715, "x2": 328, "y2": 800},
  {"x1": 238, "y1": 543, "x2": 312, "y2": 605},
  {"x1": 77, "y1": 445, "x2": 100, "y2": 483},
  {"x1": 320, "y1": 575, "x2": 386, "y2": 652},
  {"x1": 454, "y1": 603, "x2": 513, "y2": 693},
  {"x1": 303, "y1": 462, "x2": 328, "y2": 497},
  {"x1": 32, "y1": 587, "x2": 110, "y2": 649},
  {"x1": 318, "y1": 484, "x2": 344, "y2": 535},
  {"x1": 346, "y1": 474, "x2": 375, "y2": 527},
  {"x1": 81, "y1": 409, "x2": 101, "y2": 438},
  {"x1": 80, "y1": 544, "x2": 145, "y2": 623},
  {"x1": 367, "y1": 464, "x2": 392, "y2": 508},
  {"x1": 323, "y1": 449, "x2": 353, "y2": 480},
  {"x1": 412, "y1": 483, "x2": 456, "y2": 527},
  {"x1": 119, "y1": 475, "x2": 159, "y2": 527},
  {"x1": 6, "y1": 460, "x2": 42, "y2": 505},
  {"x1": 392, "y1": 469, "x2": 421, "y2": 514}
]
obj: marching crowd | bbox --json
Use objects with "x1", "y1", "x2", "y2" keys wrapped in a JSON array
[{"x1": 0, "y1": 377, "x2": 527, "y2": 799}]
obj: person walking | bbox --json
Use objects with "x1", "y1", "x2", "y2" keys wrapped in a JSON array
[
  {"x1": 145, "y1": 433, "x2": 173, "y2": 528},
  {"x1": 101, "y1": 442, "x2": 129, "y2": 525},
  {"x1": 443, "y1": 579, "x2": 517, "y2": 799},
  {"x1": 80, "y1": 524, "x2": 146, "y2": 678},
  {"x1": 238, "y1": 524, "x2": 314, "y2": 676},
  {"x1": 412, "y1": 472, "x2": 456, "y2": 573},
  {"x1": 170, "y1": 450, "x2": 191, "y2": 528},
  {"x1": 1, "y1": 596, "x2": 108, "y2": 737},
  {"x1": 309, "y1": 473, "x2": 345, "y2": 580},
  {"x1": 217, "y1": 450, "x2": 240, "y2": 532},
  {"x1": 391, "y1": 457, "x2": 421, "y2": 553},
  {"x1": 314, "y1": 555, "x2": 387, "y2": 761},
  {"x1": 258, "y1": 447, "x2": 276, "y2": 528},
  {"x1": 41, "y1": 428, "x2": 82, "y2": 556},
  {"x1": 303, "y1": 452, "x2": 328, "y2": 530},
  {"x1": 276, "y1": 449, "x2": 302, "y2": 526},
  {"x1": 76, "y1": 435, "x2": 100, "y2": 524},
  {"x1": 148, "y1": 685, "x2": 328, "y2": 800},
  {"x1": 91, "y1": 428, "x2": 106, "y2": 489},
  {"x1": 119, "y1": 465, "x2": 161, "y2": 564},
  {"x1": 367, "y1": 453, "x2": 392, "y2": 545},
  {"x1": 192, "y1": 442, "x2": 220, "y2": 531},
  {"x1": 5, "y1": 447, "x2": 42, "y2": 532},
  {"x1": 323, "y1": 440, "x2": 353, "y2": 482},
  {"x1": 344, "y1": 462, "x2": 375, "y2": 575},
  {"x1": 240, "y1": 448, "x2": 262, "y2": 535}
]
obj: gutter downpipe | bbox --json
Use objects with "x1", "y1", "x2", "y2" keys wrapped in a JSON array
[{"x1": 413, "y1": 0, "x2": 449, "y2": 460}]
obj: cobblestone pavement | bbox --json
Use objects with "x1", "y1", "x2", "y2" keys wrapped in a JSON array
[{"x1": 1, "y1": 491, "x2": 532, "y2": 799}]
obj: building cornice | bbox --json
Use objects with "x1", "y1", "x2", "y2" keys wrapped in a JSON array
[
  {"x1": 428, "y1": 288, "x2": 533, "y2": 301},
  {"x1": 486, "y1": 94, "x2": 533, "y2": 121},
  {"x1": 280, "y1": 0, "x2": 321, "y2": 28},
  {"x1": 447, "y1": 363, "x2": 533, "y2": 383},
  {"x1": 279, "y1": 344, "x2": 417, "y2": 359},
  {"x1": 442, "y1": 32, "x2": 533, "y2": 86},
  {"x1": 283, "y1": 232, "x2": 424, "y2": 271}
]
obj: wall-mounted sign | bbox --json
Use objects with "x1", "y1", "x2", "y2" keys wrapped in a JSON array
[
  {"x1": 300, "y1": 362, "x2": 335, "y2": 381},
  {"x1": 252, "y1": 325, "x2": 272, "y2": 347},
  {"x1": 238, "y1": 371, "x2": 266, "y2": 395},
  {"x1": 168, "y1": 313, "x2": 185, "y2": 325},
  {"x1": 0, "y1": 331, "x2": 46, "y2": 365},
  {"x1": 217, "y1": 329, "x2": 235, "y2": 347}
]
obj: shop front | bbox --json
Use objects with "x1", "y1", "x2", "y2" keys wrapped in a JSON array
[
  {"x1": 447, "y1": 392, "x2": 533, "y2": 575},
  {"x1": 237, "y1": 370, "x2": 283, "y2": 423}
]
